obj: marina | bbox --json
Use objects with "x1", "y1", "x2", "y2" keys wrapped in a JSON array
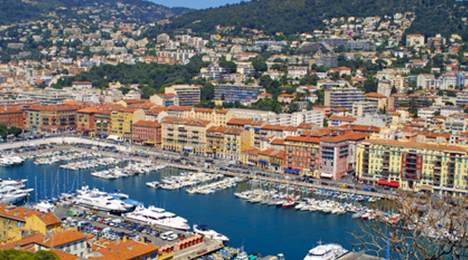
[{"x1": 0, "y1": 156, "x2": 365, "y2": 259}]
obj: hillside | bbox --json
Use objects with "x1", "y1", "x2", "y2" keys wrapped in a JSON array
[
  {"x1": 0, "y1": 0, "x2": 192, "y2": 25},
  {"x1": 162, "y1": 0, "x2": 468, "y2": 39}
]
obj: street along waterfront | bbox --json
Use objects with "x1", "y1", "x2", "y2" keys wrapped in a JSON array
[{"x1": 0, "y1": 159, "x2": 366, "y2": 260}]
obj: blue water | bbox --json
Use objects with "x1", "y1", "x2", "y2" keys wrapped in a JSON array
[{"x1": 0, "y1": 160, "x2": 365, "y2": 259}]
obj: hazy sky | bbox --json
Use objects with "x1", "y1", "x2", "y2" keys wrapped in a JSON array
[{"x1": 151, "y1": 0, "x2": 244, "y2": 9}]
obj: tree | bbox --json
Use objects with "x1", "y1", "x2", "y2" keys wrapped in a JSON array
[
  {"x1": 8, "y1": 126, "x2": 22, "y2": 137},
  {"x1": 219, "y1": 57, "x2": 237, "y2": 73},
  {"x1": 352, "y1": 191, "x2": 468, "y2": 259},
  {"x1": 251, "y1": 57, "x2": 268, "y2": 73}
]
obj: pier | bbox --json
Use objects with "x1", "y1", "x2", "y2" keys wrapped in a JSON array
[{"x1": 167, "y1": 163, "x2": 394, "y2": 199}]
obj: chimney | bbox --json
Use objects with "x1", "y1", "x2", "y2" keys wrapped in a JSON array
[{"x1": 127, "y1": 245, "x2": 133, "y2": 250}]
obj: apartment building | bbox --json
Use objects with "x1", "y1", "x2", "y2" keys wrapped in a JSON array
[
  {"x1": 150, "y1": 93, "x2": 179, "y2": 107},
  {"x1": 0, "y1": 107, "x2": 24, "y2": 129},
  {"x1": 351, "y1": 101, "x2": 378, "y2": 117},
  {"x1": 0, "y1": 204, "x2": 61, "y2": 243},
  {"x1": 132, "y1": 120, "x2": 162, "y2": 145},
  {"x1": 161, "y1": 117, "x2": 214, "y2": 155},
  {"x1": 165, "y1": 85, "x2": 201, "y2": 106},
  {"x1": 214, "y1": 85, "x2": 266, "y2": 103},
  {"x1": 283, "y1": 136, "x2": 320, "y2": 176},
  {"x1": 38, "y1": 105, "x2": 80, "y2": 133},
  {"x1": 109, "y1": 107, "x2": 145, "y2": 138},
  {"x1": 324, "y1": 87, "x2": 364, "y2": 109},
  {"x1": 356, "y1": 139, "x2": 468, "y2": 196}
]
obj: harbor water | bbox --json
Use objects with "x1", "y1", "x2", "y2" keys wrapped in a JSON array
[{"x1": 0, "y1": 160, "x2": 366, "y2": 259}]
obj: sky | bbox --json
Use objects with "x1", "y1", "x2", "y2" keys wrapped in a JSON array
[{"x1": 151, "y1": 0, "x2": 244, "y2": 9}]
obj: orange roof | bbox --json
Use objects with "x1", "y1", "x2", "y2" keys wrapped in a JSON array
[
  {"x1": 158, "y1": 93, "x2": 176, "y2": 98},
  {"x1": 207, "y1": 126, "x2": 228, "y2": 133},
  {"x1": 262, "y1": 124, "x2": 287, "y2": 131},
  {"x1": 225, "y1": 128, "x2": 245, "y2": 135},
  {"x1": 365, "y1": 92, "x2": 386, "y2": 98},
  {"x1": 161, "y1": 117, "x2": 211, "y2": 127},
  {"x1": 340, "y1": 124, "x2": 380, "y2": 133},
  {"x1": 133, "y1": 120, "x2": 161, "y2": 128},
  {"x1": 227, "y1": 118, "x2": 265, "y2": 126},
  {"x1": 332, "y1": 107, "x2": 349, "y2": 112},
  {"x1": 0, "y1": 204, "x2": 60, "y2": 225},
  {"x1": 271, "y1": 139, "x2": 285, "y2": 145},
  {"x1": 285, "y1": 136, "x2": 320, "y2": 143},
  {"x1": 329, "y1": 115, "x2": 357, "y2": 121},
  {"x1": 0, "y1": 234, "x2": 44, "y2": 251},
  {"x1": 95, "y1": 240, "x2": 159, "y2": 260},
  {"x1": 168, "y1": 106, "x2": 193, "y2": 111},
  {"x1": 77, "y1": 107, "x2": 96, "y2": 114},
  {"x1": 38, "y1": 231, "x2": 87, "y2": 248},
  {"x1": 50, "y1": 249, "x2": 79, "y2": 260},
  {"x1": 321, "y1": 132, "x2": 368, "y2": 142},
  {"x1": 243, "y1": 148, "x2": 259, "y2": 155}
]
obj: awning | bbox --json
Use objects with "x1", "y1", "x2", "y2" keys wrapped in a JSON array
[
  {"x1": 206, "y1": 150, "x2": 213, "y2": 153},
  {"x1": 212, "y1": 146, "x2": 217, "y2": 149},
  {"x1": 420, "y1": 184, "x2": 433, "y2": 191},
  {"x1": 183, "y1": 147, "x2": 193, "y2": 151},
  {"x1": 285, "y1": 168, "x2": 300, "y2": 173},
  {"x1": 378, "y1": 179, "x2": 400, "y2": 188},
  {"x1": 258, "y1": 160, "x2": 269, "y2": 164},
  {"x1": 320, "y1": 172, "x2": 333, "y2": 178},
  {"x1": 144, "y1": 141, "x2": 156, "y2": 145},
  {"x1": 82, "y1": 129, "x2": 90, "y2": 132}
]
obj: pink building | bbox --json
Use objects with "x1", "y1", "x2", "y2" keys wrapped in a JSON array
[
  {"x1": 132, "y1": 120, "x2": 162, "y2": 146},
  {"x1": 318, "y1": 128, "x2": 368, "y2": 180}
]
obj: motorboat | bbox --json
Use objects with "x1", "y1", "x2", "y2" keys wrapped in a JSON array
[
  {"x1": 303, "y1": 242, "x2": 348, "y2": 260},
  {"x1": 146, "y1": 181, "x2": 160, "y2": 189},
  {"x1": 125, "y1": 205, "x2": 190, "y2": 230},
  {"x1": 193, "y1": 224, "x2": 229, "y2": 242},
  {"x1": 33, "y1": 200, "x2": 55, "y2": 213},
  {"x1": 72, "y1": 186, "x2": 133, "y2": 214},
  {"x1": 0, "y1": 188, "x2": 32, "y2": 204},
  {"x1": 235, "y1": 248, "x2": 249, "y2": 260}
]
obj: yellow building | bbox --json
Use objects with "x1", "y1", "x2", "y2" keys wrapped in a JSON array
[
  {"x1": 206, "y1": 126, "x2": 228, "y2": 158},
  {"x1": 356, "y1": 139, "x2": 468, "y2": 196},
  {"x1": 188, "y1": 108, "x2": 233, "y2": 126},
  {"x1": 224, "y1": 128, "x2": 251, "y2": 161},
  {"x1": 109, "y1": 108, "x2": 145, "y2": 138},
  {"x1": 166, "y1": 106, "x2": 234, "y2": 126},
  {"x1": 0, "y1": 204, "x2": 62, "y2": 243},
  {"x1": 161, "y1": 117, "x2": 214, "y2": 155}
]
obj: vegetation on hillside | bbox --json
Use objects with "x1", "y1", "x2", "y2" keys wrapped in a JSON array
[
  {"x1": 0, "y1": 0, "x2": 191, "y2": 25},
  {"x1": 162, "y1": 0, "x2": 468, "y2": 39},
  {"x1": 51, "y1": 56, "x2": 210, "y2": 99}
]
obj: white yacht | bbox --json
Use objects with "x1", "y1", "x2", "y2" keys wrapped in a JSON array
[
  {"x1": 193, "y1": 224, "x2": 229, "y2": 242},
  {"x1": 303, "y1": 243, "x2": 348, "y2": 260},
  {"x1": 0, "y1": 178, "x2": 27, "y2": 188},
  {"x1": 0, "y1": 188, "x2": 33, "y2": 204},
  {"x1": 125, "y1": 205, "x2": 190, "y2": 230},
  {"x1": 146, "y1": 181, "x2": 160, "y2": 189},
  {"x1": 33, "y1": 200, "x2": 55, "y2": 213},
  {"x1": 72, "y1": 186, "x2": 133, "y2": 214}
]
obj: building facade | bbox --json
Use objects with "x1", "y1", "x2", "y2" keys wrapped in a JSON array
[{"x1": 356, "y1": 139, "x2": 468, "y2": 196}]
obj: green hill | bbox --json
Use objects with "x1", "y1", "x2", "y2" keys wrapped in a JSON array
[
  {"x1": 0, "y1": 0, "x2": 192, "y2": 25},
  {"x1": 162, "y1": 0, "x2": 468, "y2": 39}
]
